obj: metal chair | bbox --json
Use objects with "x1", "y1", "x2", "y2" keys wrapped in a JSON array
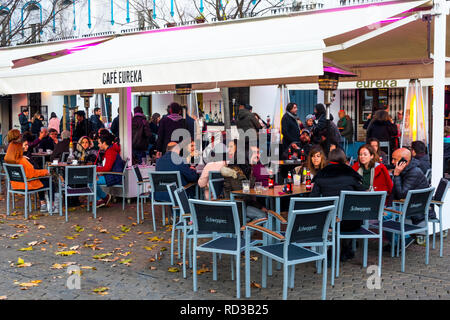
[
  {"x1": 189, "y1": 199, "x2": 252, "y2": 298},
  {"x1": 336, "y1": 191, "x2": 387, "y2": 278},
  {"x1": 148, "y1": 171, "x2": 182, "y2": 231},
  {"x1": 245, "y1": 205, "x2": 335, "y2": 300},
  {"x1": 425, "y1": 168, "x2": 432, "y2": 185},
  {"x1": 429, "y1": 178, "x2": 449, "y2": 257},
  {"x1": 101, "y1": 157, "x2": 129, "y2": 210},
  {"x1": 0, "y1": 153, "x2": 6, "y2": 193},
  {"x1": 59, "y1": 165, "x2": 97, "y2": 222},
  {"x1": 372, "y1": 187, "x2": 435, "y2": 272},
  {"x1": 379, "y1": 141, "x2": 390, "y2": 163},
  {"x1": 208, "y1": 171, "x2": 224, "y2": 200},
  {"x1": 288, "y1": 196, "x2": 339, "y2": 286},
  {"x1": 132, "y1": 165, "x2": 150, "y2": 224},
  {"x1": 3, "y1": 163, "x2": 52, "y2": 219},
  {"x1": 167, "y1": 182, "x2": 182, "y2": 266}
]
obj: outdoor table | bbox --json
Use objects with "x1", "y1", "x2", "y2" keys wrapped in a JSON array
[
  {"x1": 270, "y1": 160, "x2": 304, "y2": 184},
  {"x1": 230, "y1": 184, "x2": 310, "y2": 275},
  {"x1": 32, "y1": 152, "x2": 52, "y2": 169}
]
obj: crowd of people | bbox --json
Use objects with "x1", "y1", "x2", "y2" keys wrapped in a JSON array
[{"x1": 8, "y1": 101, "x2": 448, "y2": 263}]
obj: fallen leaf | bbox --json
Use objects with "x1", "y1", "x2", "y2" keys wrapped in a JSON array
[
  {"x1": 55, "y1": 250, "x2": 79, "y2": 256},
  {"x1": 160, "y1": 247, "x2": 167, "y2": 252},
  {"x1": 57, "y1": 243, "x2": 67, "y2": 247},
  {"x1": 150, "y1": 266, "x2": 157, "y2": 270},
  {"x1": 120, "y1": 226, "x2": 131, "y2": 233},
  {"x1": 51, "y1": 263, "x2": 65, "y2": 269},
  {"x1": 250, "y1": 256, "x2": 259, "y2": 262},
  {"x1": 74, "y1": 225, "x2": 84, "y2": 233},
  {"x1": 118, "y1": 252, "x2": 131, "y2": 257},
  {"x1": 81, "y1": 266, "x2": 97, "y2": 270},
  {"x1": 16, "y1": 258, "x2": 24, "y2": 265},
  {"x1": 18, "y1": 280, "x2": 41, "y2": 288},
  {"x1": 64, "y1": 236, "x2": 76, "y2": 240},
  {"x1": 99, "y1": 229, "x2": 108, "y2": 233},
  {"x1": 37, "y1": 225, "x2": 46, "y2": 229},
  {"x1": 197, "y1": 268, "x2": 211, "y2": 275},
  {"x1": 251, "y1": 282, "x2": 262, "y2": 289},
  {"x1": 93, "y1": 253, "x2": 112, "y2": 259},
  {"x1": 209, "y1": 289, "x2": 217, "y2": 293},
  {"x1": 173, "y1": 278, "x2": 180, "y2": 282},
  {"x1": 93, "y1": 287, "x2": 109, "y2": 293},
  {"x1": 18, "y1": 246, "x2": 33, "y2": 251},
  {"x1": 149, "y1": 258, "x2": 156, "y2": 262},
  {"x1": 119, "y1": 259, "x2": 132, "y2": 265},
  {"x1": 70, "y1": 245, "x2": 80, "y2": 250},
  {"x1": 27, "y1": 241, "x2": 38, "y2": 246},
  {"x1": 148, "y1": 236, "x2": 163, "y2": 242},
  {"x1": 143, "y1": 232, "x2": 153, "y2": 235},
  {"x1": 168, "y1": 267, "x2": 180, "y2": 273},
  {"x1": 111, "y1": 236, "x2": 122, "y2": 240}
]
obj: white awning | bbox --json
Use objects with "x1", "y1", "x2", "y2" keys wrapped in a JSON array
[{"x1": 0, "y1": 0, "x2": 428, "y2": 94}]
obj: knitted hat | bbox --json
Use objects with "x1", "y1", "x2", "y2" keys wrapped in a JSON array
[{"x1": 306, "y1": 114, "x2": 315, "y2": 121}]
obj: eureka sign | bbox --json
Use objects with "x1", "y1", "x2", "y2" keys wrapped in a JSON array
[{"x1": 356, "y1": 80, "x2": 398, "y2": 89}]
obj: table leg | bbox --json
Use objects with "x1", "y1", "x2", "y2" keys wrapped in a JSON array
[{"x1": 276, "y1": 198, "x2": 282, "y2": 271}]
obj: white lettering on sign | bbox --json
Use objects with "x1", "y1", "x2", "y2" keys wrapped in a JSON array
[
  {"x1": 102, "y1": 70, "x2": 143, "y2": 85},
  {"x1": 410, "y1": 203, "x2": 423, "y2": 209},
  {"x1": 205, "y1": 217, "x2": 227, "y2": 224},
  {"x1": 356, "y1": 80, "x2": 397, "y2": 88},
  {"x1": 350, "y1": 206, "x2": 371, "y2": 212},
  {"x1": 298, "y1": 225, "x2": 317, "y2": 232}
]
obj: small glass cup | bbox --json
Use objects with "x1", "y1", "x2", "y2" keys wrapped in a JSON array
[
  {"x1": 255, "y1": 182, "x2": 262, "y2": 194},
  {"x1": 47, "y1": 149, "x2": 52, "y2": 154},
  {"x1": 38, "y1": 148, "x2": 43, "y2": 153},
  {"x1": 52, "y1": 160, "x2": 58, "y2": 165},
  {"x1": 242, "y1": 180, "x2": 250, "y2": 193}
]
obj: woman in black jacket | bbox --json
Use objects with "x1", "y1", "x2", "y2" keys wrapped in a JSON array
[
  {"x1": 366, "y1": 110, "x2": 397, "y2": 145},
  {"x1": 310, "y1": 148, "x2": 366, "y2": 261},
  {"x1": 281, "y1": 103, "x2": 301, "y2": 152}
]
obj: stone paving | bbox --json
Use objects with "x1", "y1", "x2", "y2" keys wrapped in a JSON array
[{"x1": 0, "y1": 193, "x2": 449, "y2": 300}]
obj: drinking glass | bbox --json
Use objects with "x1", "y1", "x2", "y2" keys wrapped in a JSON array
[
  {"x1": 255, "y1": 182, "x2": 262, "y2": 194},
  {"x1": 242, "y1": 180, "x2": 250, "y2": 193}
]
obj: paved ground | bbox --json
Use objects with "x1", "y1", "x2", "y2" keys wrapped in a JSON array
[{"x1": 0, "y1": 192, "x2": 449, "y2": 301}]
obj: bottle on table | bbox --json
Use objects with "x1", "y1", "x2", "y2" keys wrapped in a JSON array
[
  {"x1": 288, "y1": 147, "x2": 292, "y2": 160},
  {"x1": 300, "y1": 149, "x2": 305, "y2": 162},
  {"x1": 286, "y1": 171, "x2": 293, "y2": 194},
  {"x1": 305, "y1": 169, "x2": 312, "y2": 191},
  {"x1": 268, "y1": 169, "x2": 274, "y2": 189}
]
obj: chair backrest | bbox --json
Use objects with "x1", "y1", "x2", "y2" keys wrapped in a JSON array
[
  {"x1": 122, "y1": 157, "x2": 129, "y2": 174},
  {"x1": 133, "y1": 165, "x2": 144, "y2": 183},
  {"x1": 166, "y1": 182, "x2": 178, "y2": 207},
  {"x1": 338, "y1": 191, "x2": 387, "y2": 222},
  {"x1": 149, "y1": 171, "x2": 182, "y2": 193},
  {"x1": 285, "y1": 205, "x2": 335, "y2": 245},
  {"x1": 425, "y1": 168, "x2": 432, "y2": 180},
  {"x1": 61, "y1": 152, "x2": 69, "y2": 163},
  {"x1": 403, "y1": 187, "x2": 435, "y2": 219},
  {"x1": 289, "y1": 196, "x2": 339, "y2": 212},
  {"x1": 434, "y1": 178, "x2": 449, "y2": 202},
  {"x1": 174, "y1": 187, "x2": 190, "y2": 215},
  {"x1": 209, "y1": 171, "x2": 223, "y2": 180},
  {"x1": 189, "y1": 199, "x2": 240, "y2": 235},
  {"x1": 65, "y1": 165, "x2": 96, "y2": 186},
  {"x1": 3, "y1": 163, "x2": 26, "y2": 184}
]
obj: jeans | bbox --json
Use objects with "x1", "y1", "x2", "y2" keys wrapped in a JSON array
[
  {"x1": 246, "y1": 206, "x2": 266, "y2": 222},
  {"x1": 38, "y1": 178, "x2": 58, "y2": 201},
  {"x1": 96, "y1": 176, "x2": 107, "y2": 201}
]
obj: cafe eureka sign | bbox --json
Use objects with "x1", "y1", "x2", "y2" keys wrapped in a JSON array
[
  {"x1": 102, "y1": 70, "x2": 143, "y2": 85},
  {"x1": 356, "y1": 80, "x2": 398, "y2": 89}
]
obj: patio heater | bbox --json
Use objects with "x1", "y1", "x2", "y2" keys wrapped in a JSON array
[
  {"x1": 318, "y1": 71, "x2": 340, "y2": 120},
  {"x1": 79, "y1": 89, "x2": 94, "y2": 122}
]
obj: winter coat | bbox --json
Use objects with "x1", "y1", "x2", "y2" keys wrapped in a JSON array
[
  {"x1": 236, "y1": 108, "x2": 262, "y2": 132},
  {"x1": 19, "y1": 113, "x2": 30, "y2": 133},
  {"x1": 156, "y1": 114, "x2": 186, "y2": 154},
  {"x1": 132, "y1": 113, "x2": 152, "y2": 151},
  {"x1": 392, "y1": 158, "x2": 429, "y2": 201},
  {"x1": 73, "y1": 119, "x2": 92, "y2": 142},
  {"x1": 89, "y1": 114, "x2": 105, "y2": 134},
  {"x1": 50, "y1": 138, "x2": 70, "y2": 162},
  {"x1": 309, "y1": 163, "x2": 366, "y2": 197},
  {"x1": 281, "y1": 112, "x2": 301, "y2": 150},
  {"x1": 48, "y1": 117, "x2": 60, "y2": 134},
  {"x1": 39, "y1": 136, "x2": 55, "y2": 151},
  {"x1": 366, "y1": 120, "x2": 398, "y2": 142},
  {"x1": 74, "y1": 137, "x2": 97, "y2": 163},
  {"x1": 96, "y1": 143, "x2": 124, "y2": 186},
  {"x1": 31, "y1": 119, "x2": 44, "y2": 136},
  {"x1": 414, "y1": 154, "x2": 431, "y2": 175},
  {"x1": 338, "y1": 115, "x2": 354, "y2": 143},
  {"x1": 352, "y1": 162, "x2": 393, "y2": 194},
  {"x1": 10, "y1": 157, "x2": 48, "y2": 191},
  {"x1": 111, "y1": 116, "x2": 119, "y2": 138}
]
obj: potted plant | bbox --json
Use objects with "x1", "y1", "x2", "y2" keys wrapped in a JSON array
[{"x1": 195, "y1": 14, "x2": 206, "y2": 23}]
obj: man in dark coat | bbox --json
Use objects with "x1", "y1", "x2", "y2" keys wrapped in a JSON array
[
  {"x1": 73, "y1": 111, "x2": 91, "y2": 142},
  {"x1": 111, "y1": 108, "x2": 120, "y2": 138},
  {"x1": 156, "y1": 102, "x2": 186, "y2": 156},
  {"x1": 89, "y1": 107, "x2": 105, "y2": 135},
  {"x1": 236, "y1": 104, "x2": 262, "y2": 133},
  {"x1": 391, "y1": 148, "x2": 429, "y2": 224},
  {"x1": 19, "y1": 109, "x2": 31, "y2": 133},
  {"x1": 50, "y1": 130, "x2": 71, "y2": 162},
  {"x1": 411, "y1": 140, "x2": 431, "y2": 175},
  {"x1": 132, "y1": 106, "x2": 151, "y2": 163},
  {"x1": 338, "y1": 109, "x2": 353, "y2": 143},
  {"x1": 281, "y1": 103, "x2": 300, "y2": 152}
]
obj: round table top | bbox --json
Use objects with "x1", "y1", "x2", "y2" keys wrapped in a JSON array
[{"x1": 231, "y1": 184, "x2": 310, "y2": 198}]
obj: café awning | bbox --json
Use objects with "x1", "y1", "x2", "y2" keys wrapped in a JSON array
[{"x1": 0, "y1": 0, "x2": 428, "y2": 95}]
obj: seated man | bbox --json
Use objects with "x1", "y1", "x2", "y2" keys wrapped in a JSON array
[
  {"x1": 155, "y1": 142, "x2": 198, "y2": 201},
  {"x1": 50, "y1": 130, "x2": 71, "y2": 162},
  {"x1": 39, "y1": 128, "x2": 58, "y2": 151},
  {"x1": 411, "y1": 140, "x2": 431, "y2": 175}
]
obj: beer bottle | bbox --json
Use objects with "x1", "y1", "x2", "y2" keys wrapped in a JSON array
[
  {"x1": 288, "y1": 147, "x2": 292, "y2": 160},
  {"x1": 268, "y1": 169, "x2": 274, "y2": 188},
  {"x1": 300, "y1": 149, "x2": 305, "y2": 162},
  {"x1": 302, "y1": 166, "x2": 307, "y2": 184},
  {"x1": 287, "y1": 171, "x2": 293, "y2": 193},
  {"x1": 305, "y1": 169, "x2": 312, "y2": 191}
]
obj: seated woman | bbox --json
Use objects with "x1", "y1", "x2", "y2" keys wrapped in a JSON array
[
  {"x1": 310, "y1": 148, "x2": 366, "y2": 261},
  {"x1": 367, "y1": 137, "x2": 390, "y2": 168},
  {"x1": 198, "y1": 144, "x2": 227, "y2": 200},
  {"x1": 352, "y1": 144, "x2": 393, "y2": 196},
  {"x1": 74, "y1": 136, "x2": 98, "y2": 163},
  {"x1": 295, "y1": 145, "x2": 327, "y2": 179},
  {"x1": 4, "y1": 141, "x2": 59, "y2": 213},
  {"x1": 95, "y1": 133, "x2": 124, "y2": 208}
]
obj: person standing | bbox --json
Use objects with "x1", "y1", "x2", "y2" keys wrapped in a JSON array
[
  {"x1": 337, "y1": 109, "x2": 353, "y2": 143},
  {"x1": 366, "y1": 110, "x2": 397, "y2": 151},
  {"x1": 156, "y1": 102, "x2": 186, "y2": 156},
  {"x1": 236, "y1": 104, "x2": 262, "y2": 132},
  {"x1": 89, "y1": 107, "x2": 105, "y2": 135},
  {"x1": 19, "y1": 108, "x2": 31, "y2": 133},
  {"x1": 31, "y1": 113, "x2": 44, "y2": 137},
  {"x1": 48, "y1": 112, "x2": 60, "y2": 134},
  {"x1": 281, "y1": 103, "x2": 301, "y2": 153},
  {"x1": 111, "y1": 108, "x2": 120, "y2": 138},
  {"x1": 73, "y1": 111, "x2": 91, "y2": 142},
  {"x1": 132, "y1": 106, "x2": 152, "y2": 163}
]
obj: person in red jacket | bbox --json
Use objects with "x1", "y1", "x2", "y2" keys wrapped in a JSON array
[
  {"x1": 352, "y1": 144, "x2": 393, "y2": 204},
  {"x1": 95, "y1": 133, "x2": 124, "y2": 208}
]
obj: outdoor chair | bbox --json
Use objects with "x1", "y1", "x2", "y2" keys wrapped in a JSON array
[
  {"x1": 189, "y1": 199, "x2": 249, "y2": 298},
  {"x1": 379, "y1": 141, "x2": 390, "y2": 163},
  {"x1": 100, "y1": 157, "x2": 129, "y2": 210},
  {"x1": 148, "y1": 171, "x2": 183, "y2": 231},
  {"x1": 0, "y1": 153, "x2": 6, "y2": 193},
  {"x1": 371, "y1": 187, "x2": 435, "y2": 272},
  {"x1": 208, "y1": 171, "x2": 224, "y2": 200},
  {"x1": 425, "y1": 169, "x2": 432, "y2": 185},
  {"x1": 59, "y1": 165, "x2": 97, "y2": 222},
  {"x1": 166, "y1": 182, "x2": 182, "y2": 266},
  {"x1": 288, "y1": 196, "x2": 339, "y2": 286},
  {"x1": 244, "y1": 205, "x2": 335, "y2": 300},
  {"x1": 336, "y1": 191, "x2": 387, "y2": 278},
  {"x1": 3, "y1": 163, "x2": 52, "y2": 219},
  {"x1": 429, "y1": 178, "x2": 449, "y2": 257},
  {"x1": 131, "y1": 165, "x2": 150, "y2": 224}
]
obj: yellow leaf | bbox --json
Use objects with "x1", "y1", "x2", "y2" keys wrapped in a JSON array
[
  {"x1": 18, "y1": 246, "x2": 33, "y2": 251},
  {"x1": 119, "y1": 259, "x2": 132, "y2": 265},
  {"x1": 92, "y1": 253, "x2": 112, "y2": 259},
  {"x1": 55, "y1": 250, "x2": 79, "y2": 256},
  {"x1": 74, "y1": 225, "x2": 84, "y2": 233},
  {"x1": 111, "y1": 236, "x2": 121, "y2": 240},
  {"x1": 81, "y1": 266, "x2": 96, "y2": 270},
  {"x1": 168, "y1": 267, "x2": 180, "y2": 273},
  {"x1": 148, "y1": 236, "x2": 163, "y2": 242},
  {"x1": 143, "y1": 231, "x2": 153, "y2": 235},
  {"x1": 93, "y1": 287, "x2": 109, "y2": 293},
  {"x1": 17, "y1": 258, "x2": 24, "y2": 265},
  {"x1": 160, "y1": 247, "x2": 167, "y2": 252},
  {"x1": 120, "y1": 226, "x2": 131, "y2": 233},
  {"x1": 64, "y1": 236, "x2": 75, "y2": 240},
  {"x1": 51, "y1": 263, "x2": 65, "y2": 269}
]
